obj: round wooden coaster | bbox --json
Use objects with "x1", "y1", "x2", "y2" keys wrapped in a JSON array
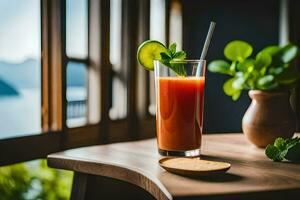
[{"x1": 159, "y1": 157, "x2": 231, "y2": 176}]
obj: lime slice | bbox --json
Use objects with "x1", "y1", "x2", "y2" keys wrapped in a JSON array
[{"x1": 137, "y1": 40, "x2": 168, "y2": 70}]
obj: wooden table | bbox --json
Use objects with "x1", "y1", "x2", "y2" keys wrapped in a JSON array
[{"x1": 47, "y1": 134, "x2": 300, "y2": 200}]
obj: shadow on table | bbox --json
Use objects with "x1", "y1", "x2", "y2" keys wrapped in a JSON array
[{"x1": 189, "y1": 173, "x2": 243, "y2": 182}]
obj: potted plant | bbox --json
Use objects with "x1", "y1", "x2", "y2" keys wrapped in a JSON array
[{"x1": 208, "y1": 40, "x2": 300, "y2": 147}]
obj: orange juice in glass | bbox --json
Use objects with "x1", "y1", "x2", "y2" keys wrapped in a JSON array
[{"x1": 154, "y1": 60, "x2": 206, "y2": 156}]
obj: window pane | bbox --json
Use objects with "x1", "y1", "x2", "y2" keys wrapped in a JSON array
[
  {"x1": 0, "y1": 0, "x2": 41, "y2": 139},
  {"x1": 148, "y1": 73, "x2": 156, "y2": 115},
  {"x1": 109, "y1": 0, "x2": 127, "y2": 120},
  {"x1": 110, "y1": 0, "x2": 122, "y2": 67},
  {"x1": 150, "y1": 0, "x2": 166, "y2": 43},
  {"x1": 110, "y1": 76, "x2": 127, "y2": 119},
  {"x1": 66, "y1": 0, "x2": 88, "y2": 58},
  {"x1": 66, "y1": 62, "x2": 88, "y2": 127},
  {"x1": 149, "y1": 0, "x2": 166, "y2": 115},
  {"x1": 169, "y1": 0, "x2": 183, "y2": 50}
]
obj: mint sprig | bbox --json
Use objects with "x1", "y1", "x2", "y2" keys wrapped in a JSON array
[
  {"x1": 159, "y1": 43, "x2": 187, "y2": 76},
  {"x1": 265, "y1": 137, "x2": 300, "y2": 162}
]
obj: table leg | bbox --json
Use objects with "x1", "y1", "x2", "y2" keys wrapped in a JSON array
[{"x1": 71, "y1": 172, "x2": 88, "y2": 200}]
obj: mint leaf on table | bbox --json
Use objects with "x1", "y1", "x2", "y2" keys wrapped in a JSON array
[
  {"x1": 265, "y1": 144, "x2": 286, "y2": 162},
  {"x1": 159, "y1": 42, "x2": 187, "y2": 76},
  {"x1": 265, "y1": 137, "x2": 300, "y2": 162},
  {"x1": 286, "y1": 143, "x2": 300, "y2": 161},
  {"x1": 274, "y1": 137, "x2": 287, "y2": 150}
]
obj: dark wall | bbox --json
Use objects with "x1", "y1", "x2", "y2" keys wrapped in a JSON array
[{"x1": 182, "y1": 0, "x2": 280, "y2": 132}]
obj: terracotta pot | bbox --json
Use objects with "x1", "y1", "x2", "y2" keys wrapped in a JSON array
[{"x1": 242, "y1": 90, "x2": 296, "y2": 148}]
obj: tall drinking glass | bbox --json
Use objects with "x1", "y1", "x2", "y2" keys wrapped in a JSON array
[{"x1": 154, "y1": 60, "x2": 206, "y2": 157}]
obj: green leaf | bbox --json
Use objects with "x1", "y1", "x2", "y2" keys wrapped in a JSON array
[
  {"x1": 173, "y1": 51, "x2": 186, "y2": 60},
  {"x1": 232, "y1": 90, "x2": 242, "y2": 100},
  {"x1": 237, "y1": 59, "x2": 255, "y2": 72},
  {"x1": 245, "y1": 79, "x2": 255, "y2": 89},
  {"x1": 265, "y1": 137, "x2": 300, "y2": 162},
  {"x1": 223, "y1": 78, "x2": 235, "y2": 96},
  {"x1": 257, "y1": 75, "x2": 278, "y2": 90},
  {"x1": 280, "y1": 44, "x2": 299, "y2": 63},
  {"x1": 285, "y1": 137, "x2": 300, "y2": 149},
  {"x1": 160, "y1": 52, "x2": 171, "y2": 60},
  {"x1": 265, "y1": 144, "x2": 286, "y2": 161},
  {"x1": 208, "y1": 60, "x2": 231, "y2": 75},
  {"x1": 276, "y1": 66, "x2": 300, "y2": 86},
  {"x1": 224, "y1": 40, "x2": 253, "y2": 62},
  {"x1": 232, "y1": 74, "x2": 246, "y2": 90},
  {"x1": 257, "y1": 74, "x2": 274, "y2": 85},
  {"x1": 209, "y1": 41, "x2": 299, "y2": 99},
  {"x1": 274, "y1": 138, "x2": 286, "y2": 150},
  {"x1": 269, "y1": 67, "x2": 284, "y2": 75},
  {"x1": 223, "y1": 78, "x2": 242, "y2": 100},
  {"x1": 169, "y1": 43, "x2": 177, "y2": 55},
  {"x1": 255, "y1": 52, "x2": 272, "y2": 70},
  {"x1": 158, "y1": 42, "x2": 187, "y2": 76},
  {"x1": 169, "y1": 62, "x2": 187, "y2": 76},
  {"x1": 285, "y1": 143, "x2": 300, "y2": 162},
  {"x1": 260, "y1": 46, "x2": 281, "y2": 56},
  {"x1": 229, "y1": 61, "x2": 237, "y2": 74}
]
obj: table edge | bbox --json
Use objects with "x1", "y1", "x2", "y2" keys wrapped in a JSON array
[{"x1": 47, "y1": 154, "x2": 173, "y2": 200}]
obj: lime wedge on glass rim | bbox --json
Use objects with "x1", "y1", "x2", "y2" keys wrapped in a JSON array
[{"x1": 137, "y1": 40, "x2": 168, "y2": 70}]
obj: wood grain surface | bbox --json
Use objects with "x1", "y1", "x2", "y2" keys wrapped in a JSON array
[{"x1": 47, "y1": 133, "x2": 300, "y2": 200}]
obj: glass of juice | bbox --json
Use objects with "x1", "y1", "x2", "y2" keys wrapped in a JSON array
[{"x1": 154, "y1": 60, "x2": 206, "y2": 157}]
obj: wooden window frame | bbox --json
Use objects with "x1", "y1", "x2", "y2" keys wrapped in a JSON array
[
  {"x1": 0, "y1": 0, "x2": 67, "y2": 166},
  {"x1": 0, "y1": 0, "x2": 105, "y2": 166},
  {"x1": 0, "y1": 0, "x2": 157, "y2": 166}
]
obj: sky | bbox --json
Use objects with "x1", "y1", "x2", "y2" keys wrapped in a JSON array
[
  {"x1": 0, "y1": 0, "x2": 40, "y2": 63},
  {"x1": 66, "y1": 0, "x2": 88, "y2": 59},
  {"x1": 0, "y1": 0, "x2": 166, "y2": 63},
  {"x1": 0, "y1": 0, "x2": 88, "y2": 63}
]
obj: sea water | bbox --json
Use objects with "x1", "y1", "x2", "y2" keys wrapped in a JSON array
[{"x1": 0, "y1": 87, "x2": 86, "y2": 139}]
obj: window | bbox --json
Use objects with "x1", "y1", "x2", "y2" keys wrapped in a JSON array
[
  {"x1": 66, "y1": 0, "x2": 89, "y2": 127},
  {"x1": 169, "y1": 0, "x2": 183, "y2": 50},
  {"x1": 0, "y1": 0, "x2": 100, "y2": 166},
  {"x1": 66, "y1": 62, "x2": 88, "y2": 126},
  {"x1": 109, "y1": 0, "x2": 127, "y2": 120},
  {"x1": 66, "y1": 0, "x2": 88, "y2": 59},
  {"x1": 0, "y1": 0, "x2": 41, "y2": 139},
  {"x1": 149, "y1": 0, "x2": 166, "y2": 115}
]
